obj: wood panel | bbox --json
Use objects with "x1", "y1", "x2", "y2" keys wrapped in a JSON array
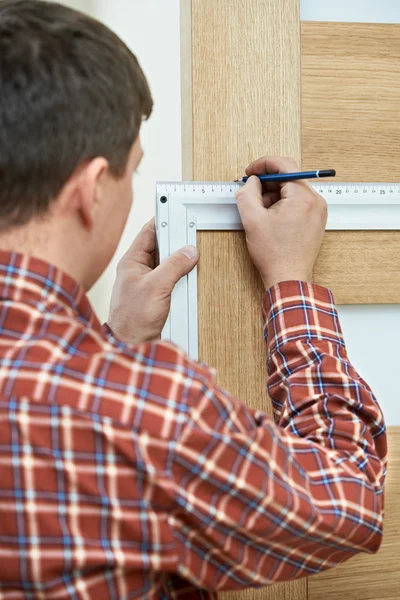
[
  {"x1": 314, "y1": 231, "x2": 400, "y2": 304},
  {"x1": 302, "y1": 22, "x2": 400, "y2": 183},
  {"x1": 198, "y1": 232, "x2": 400, "y2": 600},
  {"x1": 190, "y1": 0, "x2": 301, "y2": 181},
  {"x1": 198, "y1": 232, "x2": 304, "y2": 600},
  {"x1": 197, "y1": 229, "x2": 400, "y2": 308},
  {"x1": 197, "y1": 230, "x2": 400, "y2": 395},
  {"x1": 188, "y1": 2, "x2": 305, "y2": 598},
  {"x1": 198, "y1": 232, "x2": 267, "y2": 413},
  {"x1": 185, "y1": 4, "x2": 400, "y2": 599},
  {"x1": 302, "y1": 21, "x2": 400, "y2": 304},
  {"x1": 308, "y1": 427, "x2": 400, "y2": 600}
]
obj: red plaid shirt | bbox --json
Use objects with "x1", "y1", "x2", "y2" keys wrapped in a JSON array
[{"x1": 0, "y1": 250, "x2": 387, "y2": 599}]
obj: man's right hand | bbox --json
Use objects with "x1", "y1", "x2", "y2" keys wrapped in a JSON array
[{"x1": 235, "y1": 156, "x2": 328, "y2": 290}]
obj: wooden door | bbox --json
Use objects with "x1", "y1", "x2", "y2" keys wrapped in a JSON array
[{"x1": 181, "y1": 2, "x2": 400, "y2": 599}]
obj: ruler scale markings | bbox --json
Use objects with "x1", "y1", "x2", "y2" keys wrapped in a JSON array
[
  {"x1": 157, "y1": 182, "x2": 400, "y2": 200},
  {"x1": 156, "y1": 181, "x2": 400, "y2": 234}
]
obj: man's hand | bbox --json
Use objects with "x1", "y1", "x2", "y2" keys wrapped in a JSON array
[
  {"x1": 107, "y1": 219, "x2": 199, "y2": 345},
  {"x1": 235, "y1": 156, "x2": 328, "y2": 290}
]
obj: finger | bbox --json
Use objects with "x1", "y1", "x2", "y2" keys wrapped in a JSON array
[
  {"x1": 262, "y1": 191, "x2": 280, "y2": 208},
  {"x1": 133, "y1": 218, "x2": 156, "y2": 254},
  {"x1": 245, "y1": 156, "x2": 300, "y2": 176},
  {"x1": 122, "y1": 218, "x2": 156, "y2": 267},
  {"x1": 235, "y1": 176, "x2": 264, "y2": 226},
  {"x1": 150, "y1": 246, "x2": 199, "y2": 294},
  {"x1": 260, "y1": 181, "x2": 281, "y2": 196}
]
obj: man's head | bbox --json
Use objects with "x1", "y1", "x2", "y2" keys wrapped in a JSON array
[{"x1": 0, "y1": 0, "x2": 153, "y2": 288}]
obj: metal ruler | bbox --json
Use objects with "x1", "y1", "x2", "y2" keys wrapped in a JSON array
[
  {"x1": 157, "y1": 181, "x2": 400, "y2": 232},
  {"x1": 156, "y1": 181, "x2": 400, "y2": 357}
]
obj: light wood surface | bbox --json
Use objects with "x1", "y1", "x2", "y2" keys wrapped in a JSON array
[
  {"x1": 197, "y1": 229, "x2": 400, "y2": 389},
  {"x1": 189, "y1": 2, "x2": 305, "y2": 598},
  {"x1": 308, "y1": 427, "x2": 400, "y2": 600},
  {"x1": 197, "y1": 230, "x2": 400, "y2": 308},
  {"x1": 302, "y1": 22, "x2": 400, "y2": 183},
  {"x1": 301, "y1": 21, "x2": 400, "y2": 304},
  {"x1": 219, "y1": 583, "x2": 308, "y2": 600},
  {"x1": 190, "y1": 0, "x2": 301, "y2": 181},
  {"x1": 198, "y1": 232, "x2": 400, "y2": 600},
  {"x1": 314, "y1": 231, "x2": 400, "y2": 304},
  {"x1": 197, "y1": 232, "x2": 268, "y2": 414},
  {"x1": 183, "y1": 3, "x2": 399, "y2": 598}
]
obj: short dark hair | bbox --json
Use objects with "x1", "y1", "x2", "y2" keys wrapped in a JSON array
[{"x1": 0, "y1": 0, "x2": 153, "y2": 228}]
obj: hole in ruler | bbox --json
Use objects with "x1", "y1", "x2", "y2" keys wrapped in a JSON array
[{"x1": 160, "y1": 196, "x2": 167, "y2": 204}]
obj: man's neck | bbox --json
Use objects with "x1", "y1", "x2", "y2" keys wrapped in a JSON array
[{"x1": 0, "y1": 221, "x2": 90, "y2": 289}]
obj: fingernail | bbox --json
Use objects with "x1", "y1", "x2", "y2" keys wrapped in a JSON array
[{"x1": 181, "y1": 245, "x2": 199, "y2": 260}]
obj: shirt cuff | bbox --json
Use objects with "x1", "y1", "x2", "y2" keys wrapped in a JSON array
[{"x1": 262, "y1": 281, "x2": 345, "y2": 355}]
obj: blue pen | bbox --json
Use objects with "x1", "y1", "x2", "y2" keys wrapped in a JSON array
[{"x1": 237, "y1": 169, "x2": 336, "y2": 184}]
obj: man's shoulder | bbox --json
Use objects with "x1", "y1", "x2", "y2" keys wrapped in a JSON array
[
  {"x1": 97, "y1": 334, "x2": 214, "y2": 393},
  {"x1": 65, "y1": 329, "x2": 215, "y2": 428}
]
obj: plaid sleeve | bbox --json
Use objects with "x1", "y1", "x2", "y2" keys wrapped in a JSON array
[{"x1": 167, "y1": 281, "x2": 387, "y2": 593}]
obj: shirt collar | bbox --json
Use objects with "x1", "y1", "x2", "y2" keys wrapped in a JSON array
[{"x1": 0, "y1": 250, "x2": 101, "y2": 329}]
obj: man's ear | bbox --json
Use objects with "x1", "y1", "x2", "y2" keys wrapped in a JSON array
[{"x1": 74, "y1": 157, "x2": 109, "y2": 231}]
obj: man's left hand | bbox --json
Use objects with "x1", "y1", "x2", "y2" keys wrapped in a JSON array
[{"x1": 107, "y1": 219, "x2": 199, "y2": 345}]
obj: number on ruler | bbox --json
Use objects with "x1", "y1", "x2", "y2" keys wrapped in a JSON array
[{"x1": 157, "y1": 182, "x2": 400, "y2": 202}]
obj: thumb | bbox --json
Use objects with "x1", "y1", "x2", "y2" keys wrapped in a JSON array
[
  {"x1": 235, "y1": 175, "x2": 264, "y2": 227},
  {"x1": 150, "y1": 245, "x2": 199, "y2": 294},
  {"x1": 120, "y1": 218, "x2": 155, "y2": 268}
]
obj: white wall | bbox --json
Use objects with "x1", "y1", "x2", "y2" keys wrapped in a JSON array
[
  {"x1": 57, "y1": 0, "x2": 94, "y2": 12},
  {"x1": 59, "y1": 0, "x2": 399, "y2": 425},
  {"x1": 301, "y1": 0, "x2": 400, "y2": 22}
]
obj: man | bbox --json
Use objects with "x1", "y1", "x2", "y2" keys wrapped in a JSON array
[{"x1": 0, "y1": 1, "x2": 386, "y2": 599}]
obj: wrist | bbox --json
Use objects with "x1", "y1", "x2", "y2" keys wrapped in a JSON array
[
  {"x1": 262, "y1": 272, "x2": 313, "y2": 290},
  {"x1": 106, "y1": 315, "x2": 139, "y2": 345}
]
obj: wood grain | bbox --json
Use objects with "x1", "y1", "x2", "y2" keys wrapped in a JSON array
[
  {"x1": 302, "y1": 22, "x2": 400, "y2": 183},
  {"x1": 197, "y1": 232, "x2": 306, "y2": 600},
  {"x1": 189, "y1": 2, "x2": 305, "y2": 598},
  {"x1": 308, "y1": 427, "x2": 400, "y2": 600},
  {"x1": 197, "y1": 232, "x2": 268, "y2": 414},
  {"x1": 198, "y1": 232, "x2": 400, "y2": 600},
  {"x1": 197, "y1": 230, "x2": 400, "y2": 384},
  {"x1": 218, "y1": 582, "x2": 308, "y2": 600},
  {"x1": 314, "y1": 231, "x2": 400, "y2": 304},
  {"x1": 191, "y1": 0, "x2": 301, "y2": 181},
  {"x1": 184, "y1": 5, "x2": 400, "y2": 599},
  {"x1": 301, "y1": 22, "x2": 400, "y2": 303}
]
